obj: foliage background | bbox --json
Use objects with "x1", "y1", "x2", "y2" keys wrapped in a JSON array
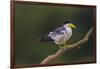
[{"x1": 15, "y1": 3, "x2": 95, "y2": 65}]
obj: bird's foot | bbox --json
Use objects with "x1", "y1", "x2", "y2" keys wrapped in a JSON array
[
  {"x1": 60, "y1": 47, "x2": 64, "y2": 51},
  {"x1": 59, "y1": 43, "x2": 67, "y2": 50},
  {"x1": 59, "y1": 45, "x2": 64, "y2": 50}
]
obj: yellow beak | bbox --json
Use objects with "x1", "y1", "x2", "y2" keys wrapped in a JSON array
[{"x1": 68, "y1": 23, "x2": 76, "y2": 28}]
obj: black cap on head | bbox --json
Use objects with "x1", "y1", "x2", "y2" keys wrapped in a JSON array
[{"x1": 64, "y1": 20, "x2": 73, "y2": 24}]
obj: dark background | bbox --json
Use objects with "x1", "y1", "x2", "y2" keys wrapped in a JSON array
[{"x1": 15, "y1": 3, "x2": 95, "y2": 66}]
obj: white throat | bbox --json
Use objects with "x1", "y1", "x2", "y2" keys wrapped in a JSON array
[{"x1": 64, "y1": 24, "x2": 72, "y2": 34}]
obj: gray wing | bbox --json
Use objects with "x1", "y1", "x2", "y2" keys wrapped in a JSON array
[
  {"x1": 53, "y1": 26, "x2": 65, "y2": 35},
  {"x1": 49, "y1": 26, "x2": 65, "y2": 37}
]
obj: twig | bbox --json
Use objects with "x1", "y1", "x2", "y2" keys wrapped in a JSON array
[{"x1": 40, "y1": 27, "x2": 93, "y2": 64}]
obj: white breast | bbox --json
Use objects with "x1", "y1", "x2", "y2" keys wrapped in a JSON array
[
  {"x1": 64, "y1": 27, "x2": 72, "y2": 42},
  {"x1": 54, "y1": 26, "x2": 72, "y2": 44}
]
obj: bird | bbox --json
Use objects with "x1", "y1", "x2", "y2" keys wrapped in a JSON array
[{"x1": 39, "y1": 21, "x2": 76, "y2": 49}]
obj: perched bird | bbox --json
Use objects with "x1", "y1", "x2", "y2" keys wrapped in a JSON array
[{"x1": 40, "y1": 21, "x2": 76, "y2": 48}]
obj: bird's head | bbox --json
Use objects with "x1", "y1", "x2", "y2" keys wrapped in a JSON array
[{"x1": 64, "y1": 21, "x2": 76, "y2": 29}]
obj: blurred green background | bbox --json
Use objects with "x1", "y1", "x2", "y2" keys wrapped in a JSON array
[{"x1": 15, "y1": 3, "x2": 95, "y2": 66}]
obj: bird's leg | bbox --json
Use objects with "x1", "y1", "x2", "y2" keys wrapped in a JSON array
[
  {"x1": 64, "y1": 43, "x2": 66, "y2": 47},
  {"x1": 59, "y1": 44, "x2": 64, "y2": 50},
  {"x1": 58, "y1": 44, "x2": 62, "y2": 49},
  {"x1": 63, "y1": 42, "x2": 67, "y2": 47}
]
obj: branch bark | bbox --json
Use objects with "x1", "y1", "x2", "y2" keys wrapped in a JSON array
[{"x1": 40, "y1": 27, "x2": 93, "y2": 64}]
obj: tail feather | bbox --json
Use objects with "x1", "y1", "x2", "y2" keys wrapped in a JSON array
[{"x1": 39, "y1": 34, "x2": 53, "y2": 41}]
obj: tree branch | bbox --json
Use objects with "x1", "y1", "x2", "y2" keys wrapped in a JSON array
[{"x1": 40, "y1": 27, "x2": 93, "y2": 64}]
